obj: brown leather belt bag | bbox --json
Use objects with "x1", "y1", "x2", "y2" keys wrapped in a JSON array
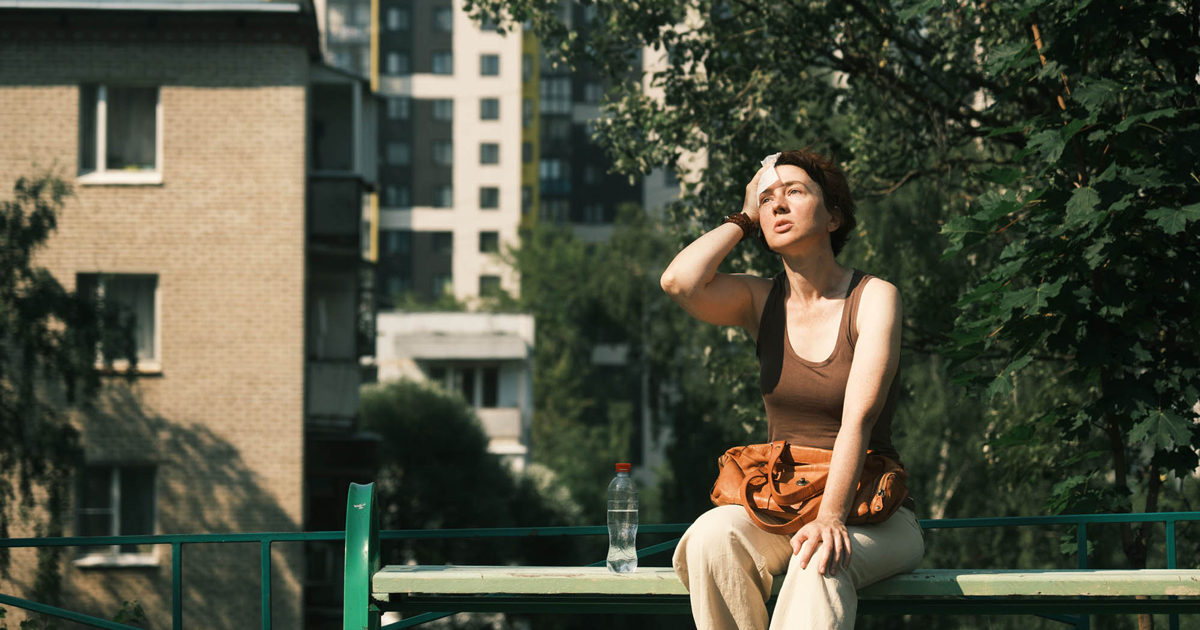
[{"x1": 710, "y1": 440, "x2": 910, "y2": 535}]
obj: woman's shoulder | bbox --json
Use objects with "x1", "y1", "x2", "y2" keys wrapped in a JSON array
[{"x1": 853, "y1": 272, "x2": 903, "y2": 321}]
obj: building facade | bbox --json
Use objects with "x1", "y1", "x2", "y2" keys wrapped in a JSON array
[{"x1": 0, "y1": 2, "x2": 375, "y2": 627}]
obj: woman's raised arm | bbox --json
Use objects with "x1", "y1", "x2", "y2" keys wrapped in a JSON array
[{"x1": 659, "y1": 165, "x2": 772, "y2": 335}]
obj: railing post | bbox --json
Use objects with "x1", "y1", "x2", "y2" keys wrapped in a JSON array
[
  {"x1": 172, "y1": 542, "x2": 183, "y2": 630},
  {"x1": 261, "y1": 539, "x2": 272, "y2": 630},
  {"x1": 1075, "y1": 523, "x2": 1090, "y2": 630},
  {"x1": 1167, "y1": 519, "x2": 1179, "y2": 630},
  {"x1": 344, "y1": 482, "x2": 380, "y2": 630}
]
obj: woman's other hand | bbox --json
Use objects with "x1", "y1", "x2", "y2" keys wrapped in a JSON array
[
  {"x1": 743, "y1": 164, "x2": 770, "y2": 223},
  {"x1": 790, "y1": 514, "x2": 852, "y2": 576}
]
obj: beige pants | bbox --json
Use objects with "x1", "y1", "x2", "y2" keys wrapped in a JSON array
[{"x1": 672, "y1": 505, "x2": 924, "y2": 630}]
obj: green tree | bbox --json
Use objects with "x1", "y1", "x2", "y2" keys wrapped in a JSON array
[
  {"x1": 0, "y1": 171, "x2": 134, "y2": 609},
  {"x1": 469, "y1": 6, "x2": 1200, "y2": 628}
]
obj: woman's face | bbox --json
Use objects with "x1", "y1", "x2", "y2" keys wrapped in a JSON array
[{"x1": 757, "y1": 164, "x2": 839, "y2": 253}]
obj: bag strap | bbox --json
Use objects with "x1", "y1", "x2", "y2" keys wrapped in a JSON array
[{"x1": 740, "y1": 473, "x2": 806, "y2": 535}]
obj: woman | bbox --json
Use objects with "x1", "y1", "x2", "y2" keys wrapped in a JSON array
[{"x1": 661, "y1": 150, "x2": 924, "y2": 630}]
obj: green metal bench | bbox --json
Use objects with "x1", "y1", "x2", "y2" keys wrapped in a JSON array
[{"x1": 343, "y1": 482, "x2": 1200, "y2": 630}]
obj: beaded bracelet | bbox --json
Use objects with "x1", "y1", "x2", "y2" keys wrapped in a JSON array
[{"x1": 722, "y1": 212, "x2": 756, "y2": 242}]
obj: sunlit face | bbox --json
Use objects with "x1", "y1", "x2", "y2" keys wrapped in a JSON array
[{"x1": 757, "y1": 164, "x2": 839, "y2": 252}]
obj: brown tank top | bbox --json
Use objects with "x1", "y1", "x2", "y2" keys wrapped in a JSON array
[{"x1": 756, "y1": 269, "x2": 903, "y2": 464}]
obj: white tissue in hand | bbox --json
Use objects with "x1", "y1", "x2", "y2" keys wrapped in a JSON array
[{"x1": 757, "y1": 153, "x2": 782, "y2": 197}]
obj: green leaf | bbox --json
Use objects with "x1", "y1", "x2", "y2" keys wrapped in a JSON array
[
  {"x1": 985, "y1": 41, "x2": 1032, "y2": 75},
  {"x1": 1073, "y1": 80, "x2": 1121, "y2": 113},
  {"x1": 985, "y1": 354, "x2": 1034, "y2": 400},
  {"x1": 1000, "y1": 278, "x2": 1066, "y2": 316},
  {"x1": 1026, "y1": 129, "x2": 1065, "y2": 164},
  {"x1": 1129, "y1": 409, "x2": 1193, "y2": 449},
  {"x1": 940, "y1": 215, "x2": 987, "y2": 256},
  {"x1": 1065, "y1": 187, "x2": 1100, "y2": 224},
  {"x1": 978, "y1": 166, "x2": 1023, "y2": 186},
  {"x1": 1114, "y1": 108, "x2": 1179, "y2": 133},
  {"x1": 897, "y1": 0, "x2": 941, "y2": 21},
  {"x1": 1146, "y1": 203, "x2": 1200, "y2": 235}
]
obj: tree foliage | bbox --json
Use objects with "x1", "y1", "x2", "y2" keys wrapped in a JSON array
[
  {"x1": 469, "y1": 0, "x2": 1200, "y2": 601},
  {"x1": 0, "y1": 172, "x2": 135, "y2": 587}
]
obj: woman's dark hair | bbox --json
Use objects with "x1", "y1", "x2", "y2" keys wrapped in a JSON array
[{"x1": 754, "y1": 149, "x2": 857, "y2": 257}]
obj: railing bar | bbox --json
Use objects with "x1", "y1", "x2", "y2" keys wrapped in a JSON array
[
  {"x1": 3, "y1": 512, "x2": 1200, "y2": 548},
  {"x1": 261, "y1": 540, "x2": 272, "y2": 630},
  {"x1": 1166, "y1": 520, "x2": 1177, "y2": 570},
  {"x1": 172, "y1": 542, "x2": 183, "y2": 630},
  {"x1": 0, "y1": 593, "x2": 143, "y2": 630}
]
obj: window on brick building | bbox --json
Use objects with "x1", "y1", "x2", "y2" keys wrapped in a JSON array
[
  {"x1": 78, "y1": 85, "x2": 161, "y2": 184},
  {"x1": 386, "y1": 51, "x2": 410, "y2": 75},
  {"x1": 431, "y1": 231, "x2": 453, "y2": 255},
  {"x1": 431, "y1": 273, "x2": 453, "y2": 298},
  {"x1": 75, "y1": 464, "x2": 157, "y2": 565},
  {"x1": 76, "y1": 273, "x2": 159, "y2": 366}
]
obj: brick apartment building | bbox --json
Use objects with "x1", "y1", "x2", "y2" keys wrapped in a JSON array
[{"x1": 0, "y1": 1, "x2": 377, "y2": 627}]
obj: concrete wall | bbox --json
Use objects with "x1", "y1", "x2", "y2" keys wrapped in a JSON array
[{"x1": 0, "y1": 40, "x2": 307, "y2": 629}]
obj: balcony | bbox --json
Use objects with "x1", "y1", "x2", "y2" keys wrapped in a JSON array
[
  {"x1": 306, "y1": 359, "x2": 360, "y2": 431},
  {"x1": 308, "y1": 176, "x2": 362, "y2": 252}
]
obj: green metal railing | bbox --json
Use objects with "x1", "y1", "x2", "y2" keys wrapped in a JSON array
[{"x1": 1, "y1": 498, "x2": 1197, "y2": 630}]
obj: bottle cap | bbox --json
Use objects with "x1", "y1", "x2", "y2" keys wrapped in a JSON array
[{"x1": 615, "y1": 463, "x2": 631, "y2": 473}]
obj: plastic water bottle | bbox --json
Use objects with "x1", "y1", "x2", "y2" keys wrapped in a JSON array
[{"x1": 607, "y1": 463, "x2": 638, "y2": 573}]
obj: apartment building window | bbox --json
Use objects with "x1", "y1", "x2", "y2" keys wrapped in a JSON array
[
  {"x1": 76, "y1": 464, "x2": 156, "y2": 563},
  {"x1": 480, "y1": 18, "x2": 498, "y2": 31},
  {"x1": 432, "y1": 51, "x2": 453, "y2": 75},
  {"x1": 386, "y1": 142, "x2": 411, "y2": 166},
  {"x1": 431, "y1": 231, "x2": 453, "y2": 255},
  {"x1": 521, "y1": 185, "x2": 532, "y2": 215},
  {"x1": 386, "y1": 51, "x2": 410, "y2": 74},
  {"x1": 432, "y1": 141, "x2": 453, "y2": 166},
  {"x1": 480, "y1": 187, "x2": 500, "y2": 209},
  {"x1": 480, "y1": 54, "x2": 500, "y2": 76},
  {"x1": 433, "y1": 6, "x2": 453, "y2": 32},
  {"x1": 432, "y1": 99, "x2": 453, "y2": 122},
  {"x1": 78, "y1": 85, "x2": 161, "y2": 183},
  {"x1": 384, "y1": 185, "x2": 410, "y2": 207},
  {"x1": 480, "y1": 143, "x2": 500, "y2": 165},
  {"x1": 480, "y1": 98, "x2": 500, "y2": 121},
  {"x1": 77, "y1": 273, "x2": 158, "y2": 365},
  {"x1": 522, "y1": 98, "x2": 534, "y2": 128},
  {"x1": 434, "y1": 185, "x2": 453, "y2": 208},
  {"x1": 539, "y1": 77, "x2": 571, "y2": 114},
  {"x1": 387, "y1": 7, "x2": 409, "y2": 30},
  {"x1": 584, "y1": 165, "x2": 601, "y2": 185},
  {"x1": 522, "y1": 54, "x2": 533, "y2": 82},
  {"x1": 583, "y1": 81, "x2": 604, "y2": 104},
  {"x1": 584, "y1": 203, "x2": 605, "y2": 224},
  {"x1": 479, "y1": 276, "x2": 502, "y2": 299},
  {"x1": 431, "y1": 274, "x2": 453, "y2": 298},
  {"x1": 387, "y1": 96, "x2": 410, "y2": 120},
  {"x1": 522, "y1": 142, "x2": 532, "y2": 164},
  {"x1": 479, "y1": 231, "x2": 500, "y2": 253},
  {"x1": 539, "y1": 158, "x2": 568, "y2": 183},
  {"x1": 544, "y1": 118, "x2": 570, "y2": 145},
  {"x1": 383, "y1": 229, "x2": 412, "y2": 255},
  {"x1": 541, "y1": 198, "x2": 569, "y2": 223},
  {"x1": 426, "y1": 364, "x2": 499, "y2": 408}
]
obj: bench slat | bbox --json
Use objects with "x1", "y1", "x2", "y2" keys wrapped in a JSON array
[{"x1": 374, "y1": 566, "x2": 1200, "y2": 599}]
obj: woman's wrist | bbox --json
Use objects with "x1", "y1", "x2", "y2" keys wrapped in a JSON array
[{"x1": 722, "y1": 212, "x2": 757, "y2": 242}]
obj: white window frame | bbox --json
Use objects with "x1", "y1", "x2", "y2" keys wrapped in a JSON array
[
  {"x1": 74, "y1": 465, "x2": 159, "y2": 568},
  {"x1": 78, "y1": 85, "x2": 164, "y2": 186},
  {"x1": 80, "y1": 273, "x2": 162, "y2": 374}
]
